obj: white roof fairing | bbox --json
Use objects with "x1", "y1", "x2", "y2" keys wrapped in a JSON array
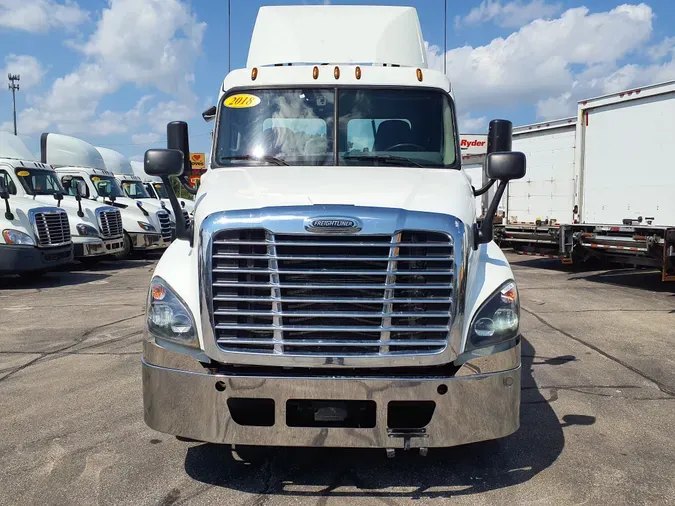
[
  {"x1": 246, "y1": 6, "x2": 427, "y2": 68},
  {"x1": 96, "y1": 147, "x2": 134, "y2": 175},
  {"x1": 42, "y1": 133, "x2": 107, "y2": 170},
  {"x1": 0, "y1": 132, "x2": 36, "y2": 161}
]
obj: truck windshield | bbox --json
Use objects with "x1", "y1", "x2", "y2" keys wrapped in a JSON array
[
  {"x1": 15, "y1": 168, "x2": 65, "y2": 196},
  {"x1": 121, "y1": 180, "x2": 151, "y2": 198},
  {"x1": 91, "y1": 175, "x2": 125, "y2": 198},
  {"x1": 214, "y1": 87, "x2": 458, "y2": 168},
  {"x1": 151, "y1": 182, "x2": 169, "y2": 198}
]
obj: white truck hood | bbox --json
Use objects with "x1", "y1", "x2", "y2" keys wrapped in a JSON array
[{"x1": 194, "y1": 166, "x2": 477, "y2": 225}]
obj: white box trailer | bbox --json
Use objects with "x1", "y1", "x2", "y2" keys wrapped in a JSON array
[
  {"x1": 497, "y1": 81, "x2": 675, "y2": 280},
  {"x1": 459, "y1": 134, "x2": 490, "y2": 218}
]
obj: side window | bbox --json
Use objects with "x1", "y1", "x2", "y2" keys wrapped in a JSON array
[
  {"x1": 0, "y1": 170, "x2": 17, "y2": 194},
  {"x1": 61, "y1": 176, "x2": 89, "y2": 197}
]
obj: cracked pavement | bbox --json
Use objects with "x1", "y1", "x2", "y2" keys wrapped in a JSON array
[{"x1": 0, "y1": 253, "x2": 673, "y2": 505}]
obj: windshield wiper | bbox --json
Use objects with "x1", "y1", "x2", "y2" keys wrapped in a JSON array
[
  {"x1": 219, "y1": 155, "x2": 289, "y2": 166},
  {"x1": 342, "y1": 154, "x2": 424, "y2": 168}
]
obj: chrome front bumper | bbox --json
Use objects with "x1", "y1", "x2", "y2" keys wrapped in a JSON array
[
  {"x1": 128, "y1": 232, "x2": 166, "y2": 250},
  {"x1": 73, "y1": 237, "x2": 125, "y2": 257},
  {"x1": 143, "y1": 340, "x2": 520, "y2": 448}
]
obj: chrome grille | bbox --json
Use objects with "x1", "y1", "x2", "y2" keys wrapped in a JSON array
[
  {"x1": 211, "y1": 229, "x2": 454, "y2": 357},
  {"x1": 157, "y1": 211, "x2": 172, "y2": 241},
  {"x1": 96, "y1": 208, "x2": 123, "y2": 238},
  {"x1": 182, "y1": 209, "x2": 190, "y2": 227},
  {"x1": 32, "y1": 210, "x2": 71, "y2": 247}
]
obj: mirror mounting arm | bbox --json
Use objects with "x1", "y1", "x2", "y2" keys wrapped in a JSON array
[
  {"x1": 75, "y1": 193, "x2": 84, "y2": 218},
  {"x1": 475, "y1": 180, "x2": 508, "y2": 249},
  {"x1": 473, "y1": 178, "x2": 496, "y2": 197},
  {"x1": 161, "y1": 175, "x2": 192, "y2": 246},
  {"x1": 1, "y1": 196, "x2": 13, "y2": 221}
]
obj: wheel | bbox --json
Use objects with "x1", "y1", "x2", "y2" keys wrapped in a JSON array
[{"x1": 113, "y1": 232, "x2": 132, "y2": 259}]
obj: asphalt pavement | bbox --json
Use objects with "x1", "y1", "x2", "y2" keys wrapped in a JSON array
[{"x1": 0, "y1": 253, "x2": 673, "y2": 505}]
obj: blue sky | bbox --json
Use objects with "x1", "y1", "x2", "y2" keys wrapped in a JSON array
[{"x1": 2, "y1": 0, "x2": 675, "y2": 160}]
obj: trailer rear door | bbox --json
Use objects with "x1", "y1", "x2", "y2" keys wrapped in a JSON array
[
  {"x1": 508, "y1": 123, "x2": 576, "y2": 224},
  {"x1": 580, "y1": 89, "x2": 675, "y2": 225}
]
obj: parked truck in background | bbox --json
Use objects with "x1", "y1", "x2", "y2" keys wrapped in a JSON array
[
  {"x1": 0, "y1": 133, "x2": 73, "y2": 276},
  {"x1": 41, "y1": 133, "x2": 172, "y2": 258},
  {"x1": 130, "y1": 161, "x2": 195, "y2": 218},
  {"x1": 496, "y1": 81, "x2": 675, "y2": 280},
  {"x1": 141, "y1": 5, "x2": 526, "y2": 453}
]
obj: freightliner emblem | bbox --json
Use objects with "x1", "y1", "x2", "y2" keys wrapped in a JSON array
[{"x1": 304, "y1": 217, "x2": 362, "y2": 233}]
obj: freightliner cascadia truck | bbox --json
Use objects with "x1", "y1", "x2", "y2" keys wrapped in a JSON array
[{"x1": 141, "y1": 6, "x2": 527, "y2": 453}]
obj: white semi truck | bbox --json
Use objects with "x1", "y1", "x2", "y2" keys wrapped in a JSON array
[
  {"x1": 130, "y1": 160, "x2": 195, "y2": 218},
  {"x1": 41, "y1": 133, "x2": 172, "y2": 258},
  {"x1": 141, "y1": 5, "x2": 526, "y2": 452},
  {"x1": 496, "y1": 81, "x2": 675, "y2": 281},
  {"x1": 0, "y1": 134, "x2": 74, "y2": 276}
]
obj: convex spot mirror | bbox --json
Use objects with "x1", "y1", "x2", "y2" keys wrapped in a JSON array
[
  {"x1": 486, "y1": 152, "x2": 526, "y2": 181},
  {"x1": 145, "y1": 149, "x2": 184, "y2": 177}
]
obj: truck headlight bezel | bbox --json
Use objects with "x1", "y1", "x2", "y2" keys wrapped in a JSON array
[
  {"x1": 147, "y1": 276, "x2": 198, "y2": 348},
  {"x1": 467, "y1": 280, "x2": 520, "y2": 351},
  {"x1": 137, "y1": 221, "x2": 156, "y2": 232},
  {"x1": 2, "y1": 229, "x2": 35, "y2": 246},
  {"x1": 76, "y1": 223, "x2": 100, "y2": 237}
]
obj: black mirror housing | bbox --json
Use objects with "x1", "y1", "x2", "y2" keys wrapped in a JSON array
[
  {"x1": 145, "y1": 149, "x2": 184, "y2": 177},
  {"x1": 487, "y1": 119, "x2": 513, "y2": 154},
  {"x1": 202, "y1": 105, "x2": 216, "y2": 123},
  {"x1": 0, "y1": 178, "x2": 8, "y2": 200},
  {"x1": 486, "y1": 152, "x2": 526, "y2": 181}
]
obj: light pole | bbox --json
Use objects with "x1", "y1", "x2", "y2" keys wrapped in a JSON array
[{"x1": 8, "y1": 74, "x2": 20, "y2": 135}]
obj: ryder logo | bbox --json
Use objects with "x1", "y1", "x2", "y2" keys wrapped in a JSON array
[{"x1": 460, "y1": 139, "x2": 486, "y2": 149}]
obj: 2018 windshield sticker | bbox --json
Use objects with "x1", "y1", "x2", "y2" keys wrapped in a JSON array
[
  {"x1": 224, "y1": 94, "x2": 261, "y2": 108},
  {"x1": 17, "y1": 170, "x2": 30, "y2": 177},
  {"x1": 91, "y1": 176, "x2": 101, "y2": 181}
]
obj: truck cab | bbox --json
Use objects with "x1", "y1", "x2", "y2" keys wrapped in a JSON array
[
  {"x1": 141, "y1": 6, "x2": 526, "y2": 451},
  {"x1": 41, "y1": 133, "x2": 172, "y2": 257},
  {"x1": 0, "y1": 134, "x2": 73, "y2": 275}
]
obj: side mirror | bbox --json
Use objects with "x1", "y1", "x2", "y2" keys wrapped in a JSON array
[
  {"x1": 487, "y1": 119, "x2": 512, "y2": 154},
  {"x1": 476, "y1": 151, "x2": 527, "y2": 248},
  {"x1": 76, "y1": 180, "x2": 88, "y2": 198},
  {"x1": 486, "y1": 152, "x2": 526, "y2": 181},
  {"x1": 202, "y1": 105, "x2": 216, "y2": 123},
  {"x1": 167, "y1": 121, "x2": 198, "y2": 196},
  {"x1": 0, "y1": 178, "x2": 9, "y2": 200},
  {"x1": 0, "y1": 179, "x2": 13, "y2": 220},
  {"x1": 144, "y1": 149, "x2": 184, "y2": 177},
  {"x1": 53, "y1": 191, "x2": 63, "y2": 206},
  {"x1": 145, "y1": 148, "x2": 191, "y2": 244}
]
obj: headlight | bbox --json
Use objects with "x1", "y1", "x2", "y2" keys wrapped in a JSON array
[
  {"x1": 137, "y1": 221, "x2": 156, "y2": 232},
  {"x1": 468, "y1": 280, "x2": 519, "y2": 350},
  {"x1": 2, "y1": 229, "x2": 35, "y2": 246},
  {"x1": 147, "y1": 277, "x2": 198, "y2": 347},
  {"x1": 76, "y1": 223, "x2": 99, "y2": 237}
]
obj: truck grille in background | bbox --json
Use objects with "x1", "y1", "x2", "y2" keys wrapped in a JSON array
[
  {"x1": 182, "y1": 209, "x2": 190, "y2": 227},
  {"x1": 33, "y1": 210, "x2": 71, "y2": 247},
  {"x1": 210, "y1": 229, "x2": 454, "y2": 357},
  {"x1": 97, "y1": 209, "x2": 123, "y2": 238},
  {"x1": 157, "y1": 211, "x2": 172, "y2": 241}
]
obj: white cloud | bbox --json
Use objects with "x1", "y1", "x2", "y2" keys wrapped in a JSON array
[
  {"x1": 462, "y1": 0, "x2": 562, "y2": 28},
  {"x1": 1, "y1": 54, "x2": 46, "y2": 88},
  {"x1": 131, "y1": 132, "x2": 161, "y2": 144},
  {"x1": 11, "y1": 0, "x2": 205, "y2": 141},
  {"x1": 458, "y1": 113, "x2": 488, "y2": 133},
  {"x1": 428, "y1": 4, "x2": 656, "y2": 119},
  {"x1": 75, "y1": 0, "x2": 205, "y2": 98},
  {"x1": 147, "y1": 100, "x2": 196, "y2": 134},
  {"x1": 0, "y1": 0, "x2": 88, "y2": 33},
  {"x1": 647, "y1": 36, "x2": 675, "y2": 61}
]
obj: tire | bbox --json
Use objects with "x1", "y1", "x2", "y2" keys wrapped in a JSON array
[{"x1": 113, "y1": 232, "x2": 133, "y2": 260}]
